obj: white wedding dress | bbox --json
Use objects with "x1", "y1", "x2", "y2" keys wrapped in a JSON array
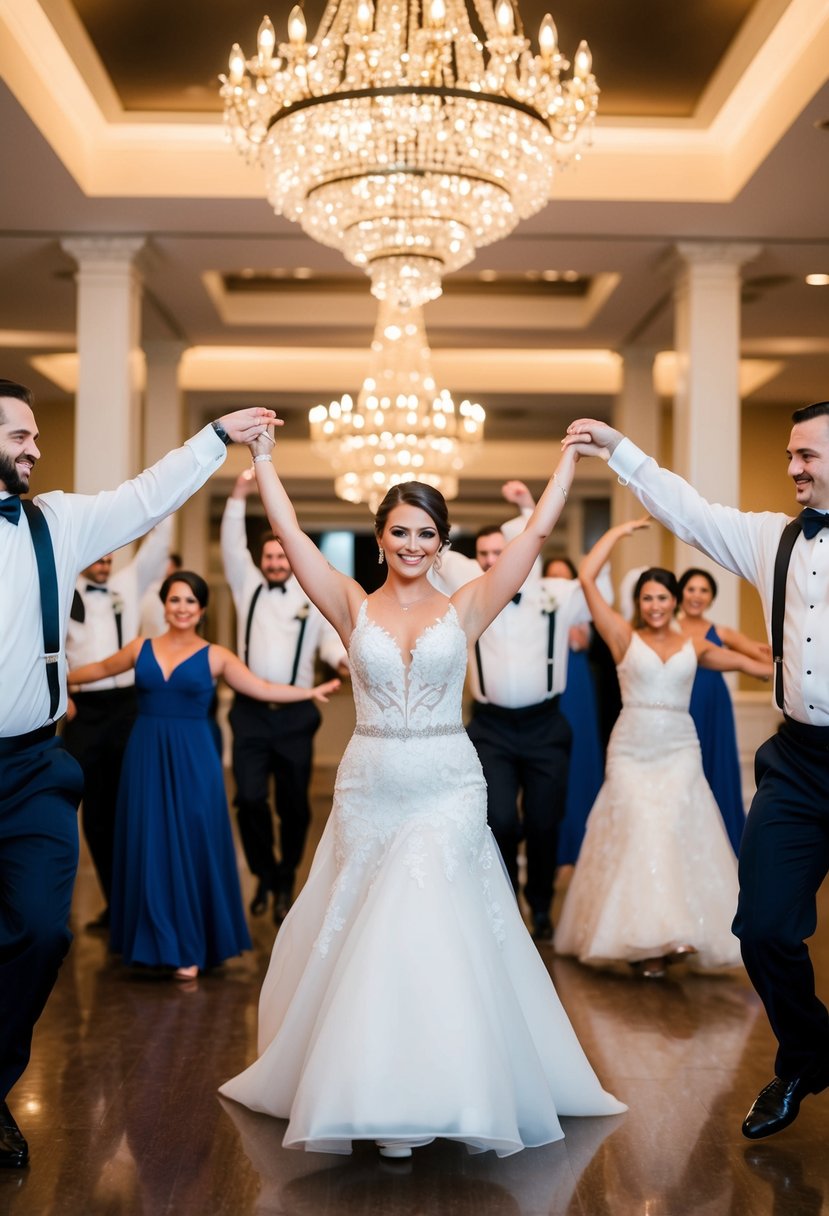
[
  {"x1": 554, "y1": 633, "x2": 742, "y2": 970},
  {"x1": 220, "y1": 601, "x2": 625, "y2": 1155}
]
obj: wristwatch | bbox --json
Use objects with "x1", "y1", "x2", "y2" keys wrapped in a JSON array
[{"x1": 211, "y1": 420, "x2": 232, "y2": 446}]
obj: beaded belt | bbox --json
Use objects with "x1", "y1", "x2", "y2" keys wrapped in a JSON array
[
  {"x1": 624, "y1": 702, "x2": 686, "y2": 712},
  {"x1": 354, "y1": 723, "x2": 466, "y2": 740}
]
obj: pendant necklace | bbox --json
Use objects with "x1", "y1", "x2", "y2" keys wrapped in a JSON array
[{"x1": 380, "y1": 587, "x2": 437, "y2": 613}]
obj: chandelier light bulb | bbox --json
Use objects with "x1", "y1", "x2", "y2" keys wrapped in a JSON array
[
  {"x1": 356, "y1": 0, "x2": 374, "y2": 32},
  {"x1": 287, "y1": 5, "x2": 307, "y2": 45},
  {"x1": 257, "y1": 17, "x2": 276, "y2": 60},
  {"x1": 573, "y1": 39, "x2": 592, "y2": 78},
  {"x1": 228, "y1": 44, "x2": 247, "y2": 84},
  {"x1": 428, "y1": 0, "x2": 447, "y2": 28},
  {"x1": 495, "y1": 0, "x2": 514, "y2": 36},
  {"x1": 538, "y1": 14, "x2": 557, "y2": 60}
]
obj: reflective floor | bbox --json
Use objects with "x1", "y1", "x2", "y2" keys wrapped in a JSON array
[{"x1": 4, "y1": 771, "x2": 829, "y2": 1216}]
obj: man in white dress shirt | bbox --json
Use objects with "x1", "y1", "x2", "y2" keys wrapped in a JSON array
[
  {"x1": 63, "y1": 519, "x2": 172, "y2": 931},
  {"x1": 435, "y1": 483, "x2": 610, "y2": 943},
  {"x1": 0, "y1": 378, "x2": 274, "y2": 1168},
  {"x1": 221, "y1": 471, "x2": 348, "y2": 923},
  {"x1": 565, "y1": 404, "x2": 829, "y2": 1139}
]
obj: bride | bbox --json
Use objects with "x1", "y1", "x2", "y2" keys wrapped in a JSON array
[{"x1": 220, "y1": 426, "x2": 625, "y2": 1158}]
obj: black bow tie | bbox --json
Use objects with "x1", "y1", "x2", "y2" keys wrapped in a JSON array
[
  {"x1": 86, "y1": 584, "x2": 109, "y2": 593},
  {"x1": 267, "y1": 581, "x2": 287, "y2": 593},
  {"x1": 799, "y1": 508, "x2": 829, "y2": 541},
  {"x1": 511, "y1": 593, "x2": 522, "y2": 605},
  {"x1": 0, "y1": 495, "x2": 21, "y2": 526}
]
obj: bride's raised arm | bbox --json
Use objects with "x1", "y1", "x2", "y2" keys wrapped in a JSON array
[
  {"x1": 248, "y1": 429, "x2": 365, "y2": 641},
  {"x1": 452, "y1": 444, "x2": 579, "y2": 640}
]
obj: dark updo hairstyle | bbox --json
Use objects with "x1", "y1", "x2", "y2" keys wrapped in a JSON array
[
  {"x1": 373, "y1": 481, "x2": 451, "y2": 548},
  {"x1": 158, "y1": 570, "x2": 209, "y2": 609},
  {"x1": 632, "y1": 567, "x2": 679, "y2": 629},
  {"x1": 678, "y1": 567, "x2": 718, "y2": 603},
  {"x1": 544, "y1": 555, "x2": 577, "y2": 579}
]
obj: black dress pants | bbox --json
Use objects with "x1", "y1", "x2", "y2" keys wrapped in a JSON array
[
  {"x1": 63, "y1": 688, "x2": 137, "y2": 909},
  {"x1": 467, "y1": 698, "x2": 571, "y2": 919},
  {"x1": 229, "y1": 695, "x2": 321, "y2": 894},
  {"x1": 0, "y1": 731, "x2": 82, "y2": 1099},
  {"x1": 732, "y1": 717, "x2": 829, "y2": 1082}
]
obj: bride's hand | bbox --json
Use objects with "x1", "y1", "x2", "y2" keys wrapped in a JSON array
[{"x1": 249, "y1": 425, "x2": 277, "y2": 460}]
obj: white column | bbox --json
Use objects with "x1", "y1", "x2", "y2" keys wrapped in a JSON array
[
  {"x1": 672, "y1": 242, "x2": 760, "y2": 628},
  {"x1": 61, "y1": 237, "x2": 146, "y2": 493},
  {"x1": 143, "y1": 340, "x2": 187, "y2": 467},
  {"x1": 612, "y1": 347, "x2": 661, "y2": 573}
]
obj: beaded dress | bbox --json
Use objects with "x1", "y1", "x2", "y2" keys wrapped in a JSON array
[
  {"x1": 220, "y1": 600, "x2": 624, "y2": 1154},
  {"x1": 554, "y1": 633, "x2": 741, "y2": 969}
]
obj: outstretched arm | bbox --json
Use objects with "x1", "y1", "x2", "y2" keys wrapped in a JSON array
[
  {"x1": 578, "y1": 518, "x2": 651, "y2": 663},
  {"x1": 248, "y1": 430, "x2": 364, "y2": 641},
  {"x1": 715, "y1": 624, "x2": 772, "y2": 663},
  {"x1": 68, "y1": 637, "x2": 143, "y2": 689},
  {"x1": 452, "y1": 446, "x2": 578, "y2": 639},
  {"x1": 696, "y1": 641, "x2": 772, "y2": 681},
  {"x1": 210, "y1": 646, "x2": 341, "y2": 703}
]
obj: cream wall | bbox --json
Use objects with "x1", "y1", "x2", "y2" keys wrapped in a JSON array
[{"x1": 29, "y1": 394, "x2": 75, "y2": 495}]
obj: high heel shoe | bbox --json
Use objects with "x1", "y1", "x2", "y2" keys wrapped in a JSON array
[{"x1": 173, "y1": 965, "x2": 198, "y2": 981}]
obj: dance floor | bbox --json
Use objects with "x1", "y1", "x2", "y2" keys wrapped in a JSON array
[{"x1": 4, "y1": 769, "x2": 829, "y2": 1216}]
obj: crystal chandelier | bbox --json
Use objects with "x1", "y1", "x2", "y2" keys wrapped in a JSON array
[
  {"x1": 221, "y1": 1, "x2": 598, "y2": 309},
  {"x1": 309, "y1": 300, "x2": 485, "y2": 509}
]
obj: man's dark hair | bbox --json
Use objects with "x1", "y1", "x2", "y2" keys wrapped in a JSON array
[
  {"x1": 0, "y1": 379, "x2": 34, "y2": 424},
  {"x1": 475, "y1": 525, "x2": 503, "y2": 544},
  {"x1": 792, "y1": 401, "x2": 829, "y2": 424},
  {"x1": 258, "y1": 531, "x2": 283, "y2": 561},
  {"x1": 168, "y1": 553, "x2": 183, "y2": 571}
]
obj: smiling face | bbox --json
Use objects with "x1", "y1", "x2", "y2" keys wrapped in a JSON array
[
  {"x1": 788, "y1": 415, "x2": 829, "y2": 509},
  {"x1": 680, "y1": 574, "x2": 714, "y2": 618},
  {"x1": 378, "y1": 504, "x2": 442, "y2": 579},
  {"x1": 0, "y1": 397, "x2": 41, "y2": 494},
  {"x1": 260, "y1": 538, "x2": 292, "y2": 586},
  {"x1": 637, "y1": 580, "x2": 677, "y2": 630},
  {"x1": 163, "y1": 580, "x2": 205, "y2": 631}
]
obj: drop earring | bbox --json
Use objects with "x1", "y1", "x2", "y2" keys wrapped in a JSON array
[{"x1": 378, "y1": 547, "x2": 385, "y2": 565}]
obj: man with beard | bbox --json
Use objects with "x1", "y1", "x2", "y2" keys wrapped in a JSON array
[{"x1": 0, "y1": 378, "x2": 276, "y2": 1168}]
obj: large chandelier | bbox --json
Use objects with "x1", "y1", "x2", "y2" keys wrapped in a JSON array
[
  {"x1": 309, "y1": 300, "x2": 485, "y2": 508},
  {"x1": 221, "y1": 1, "x2": 598, "y2": 309}
]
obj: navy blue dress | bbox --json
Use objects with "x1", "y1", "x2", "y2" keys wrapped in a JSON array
[
  {"x1": 687, "y1": 625, "x2": 746, "y2": 855},
  {"x1": 110, "y1": 641, "x2": 252, "y2": 969},
  {"x1": 557, "y1": 647, "x2": 604, "y2": 865}
]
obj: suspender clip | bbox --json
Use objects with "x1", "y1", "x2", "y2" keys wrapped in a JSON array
[{"x1": 45, "y1": 653, "x2": 60, "y2": 665}]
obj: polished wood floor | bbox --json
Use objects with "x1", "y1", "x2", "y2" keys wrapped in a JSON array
[{"x1": 4, "y1": 771, "x2": 829, "y2": 1216}]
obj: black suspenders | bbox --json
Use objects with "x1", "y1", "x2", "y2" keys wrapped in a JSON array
[
  {"x1": 20, "y1": 501, "x2": 61, "y2": 721},
  {"x1": 474, "y1": 608, "x2": 556, "y2": 700},
  {"x1": 771, "y1": 518, "x2": 803, "y2": 711},
  {"x1": 244, "y1": 582, "x2": 307, "y2": 686}
]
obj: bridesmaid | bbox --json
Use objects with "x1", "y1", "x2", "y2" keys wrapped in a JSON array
[
  {"x1": 68, "y1": 571, "x2": 339, "y2": 980},
  {"x1": 677, "y1": 568, "x2": 772, "y2": 854}
]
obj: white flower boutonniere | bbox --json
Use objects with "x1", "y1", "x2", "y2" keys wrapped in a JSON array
[
  {"x1": 295, "y1": 603, "x2": 310, "y2": 622},
  {"x1": 538, "y1": 586, "x2": 558, "y2": 615},
  {"x1": 111, "y1": 591, "x2": 124, "y2": 615}
]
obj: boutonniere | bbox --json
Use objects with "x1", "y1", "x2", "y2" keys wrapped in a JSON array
[
  {"x1": 111, "y1": 592, "x2": 124, "y2": 615},
  {"x1": 538, "y1": 586, "x2": 558, "y2": 615},
  {"x1": 295, "y1": 603, "x2": 310, "y2": 621}
]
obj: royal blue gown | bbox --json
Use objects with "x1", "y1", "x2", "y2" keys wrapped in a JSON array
[
  {"x1": 557, "y1": 647, "x2": 604, "y2": 865},
  {"x1": 687, "y1": 625, "x2": 746, "y2": 855},
  {"x1": 110, "y1": 641, "x2": 252, "y2": 969}
]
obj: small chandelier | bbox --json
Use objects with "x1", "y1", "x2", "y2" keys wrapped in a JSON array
[
  {"x1": 309, "y1": 300, "x2": 485, "y2": 509},
  {"x1": 221, "y1": 1, "x2": 598, "y2": 309}
]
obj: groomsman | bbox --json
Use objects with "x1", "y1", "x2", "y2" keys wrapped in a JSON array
[
  {"x1": 63, "y1": 520, "x2": 172, "y2": 930},
  {"x1": 0, "y1": 378, "x2": 275, "y2": 1168},
  {"x1": 221, "y1": 471, "x2": 348, "y2": 923}
]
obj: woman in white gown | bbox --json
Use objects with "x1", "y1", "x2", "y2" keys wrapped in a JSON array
[
  {"x1": 220, "y1": 428, "x2": 625, "y2": 1158},
  {"x1": 554, "y1": 520, "x2": 772, "y2": 978}
]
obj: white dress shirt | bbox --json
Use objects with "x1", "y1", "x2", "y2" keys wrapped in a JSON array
[
  {"x1": 0, "y1": 426, "x2": 226, "y2": 736},
  {"x1": 220, "y1": 498, "x2": 346, "y2": 687},
  {"x1": 610, "y1": 436, "x2": 828, "y2": 726},
  {"x1": 65, "y1": 517, "x2": 173, "y2": 691}
]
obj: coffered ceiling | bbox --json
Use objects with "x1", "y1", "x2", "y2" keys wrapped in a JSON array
[{"x1": 0, "y1": 0, "x2": 828, "y2": 484}]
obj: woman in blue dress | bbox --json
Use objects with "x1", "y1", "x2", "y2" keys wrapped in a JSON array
[
  {"x1": 68, "y1": 571, "x2": 339, "y2": 980},
  {"x1": 676, "y1": 568, "x2": 772, "y2": 854},
  {"x1": 543, "y1": 557, "x2": 604, "y2": 867}
]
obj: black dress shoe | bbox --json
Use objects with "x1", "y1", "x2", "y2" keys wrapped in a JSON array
[
  {"x1": 273, "y1": 889, "x2": 292, "y2": 925},
  {"x1": 0, "y1": 1103, "x2": 28, "y2": 1169},
  {"x1": 531, "y1": 914, "x2": 553, "y2": 943},
  {"x1": 249, "y1": 880, "x2": 270, "y2": 917},
  {"x1": 742, "y1": 1076, "x2": 810, "y2": 1139}
]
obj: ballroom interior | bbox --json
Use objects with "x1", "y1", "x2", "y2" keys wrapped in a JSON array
[{"x1": 2, "y1": 0, "x2": 829, "y2": 1212}]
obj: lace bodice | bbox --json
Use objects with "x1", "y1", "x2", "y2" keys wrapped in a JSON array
[
  {"x1": 348, "y1": 600, "x2": 468, "y2": 733},
  {"x1": 617, "y1": 633, "x2": 697, "y2": 711}
]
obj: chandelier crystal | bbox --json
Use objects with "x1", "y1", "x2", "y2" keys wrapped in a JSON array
[
  {"x1": 308, "y1": 300, "x2": 485, "y2": 509},
  {"x1": 221, "y1": 1, "x2": 598, "y2": 309}
]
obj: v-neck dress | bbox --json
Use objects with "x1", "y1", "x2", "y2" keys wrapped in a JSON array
[
  {"x1": 109, "y1": 640, "x2": 251, "y2": 969},
  {"x1": 220, "y1": 600, "x2": 624, "y2": 1155},
  {"x1": 555, "y1": 633, "x2": 741, "y2": 969}
]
